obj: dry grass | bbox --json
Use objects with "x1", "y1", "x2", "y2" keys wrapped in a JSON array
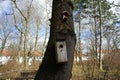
[
  {"x1": 0, "y1": 61, "x2": 119, "y2": 80},
  {"x1": 72, "y1": 63, "x2": 85, "y2": 80},
  {"x1": 0, "y1": 60, "x2": 40, "y2": 79},
  {"x1": 0, "y1": 61, "x2": 20, "y2": 78}
]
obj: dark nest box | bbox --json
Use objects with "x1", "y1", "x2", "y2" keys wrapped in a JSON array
[{"x1": 55, "y1": 39, "x2": 68, "y2": 63}]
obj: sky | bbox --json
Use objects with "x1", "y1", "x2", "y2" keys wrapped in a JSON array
[
  {"x1": 107, "y1": 0, "x2": 120, "y2": 13},
  {"x1": 108, "y1": 0, "x2": 119, "y2": 3},
  {"x1": 0, "y1": 0, "x2": 119, "y2": 16},
  {"x1": 0, "y1": 0, "x2": 119, "y2": 49},
  {"x1": 0, "y1": 0, "x2": 49, "y2": 49},
  {"x1": 0, "y1": 0, "x2": 11, "y2": 13},
  {"x1": 0, "y1": 0, "x2": 119, "y2": 22}
]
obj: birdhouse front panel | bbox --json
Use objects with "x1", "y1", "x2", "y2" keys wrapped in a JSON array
[{"x1": 55, "y1": 41, "x2": 68, "y2": 63}]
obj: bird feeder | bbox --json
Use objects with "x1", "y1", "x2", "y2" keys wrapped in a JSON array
[{"x1": 55, "y1": 40, "x2": 68, "y2": 63}]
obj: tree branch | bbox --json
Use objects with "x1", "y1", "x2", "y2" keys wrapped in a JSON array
[
  {"x1": 14, "y1": 25, "x2": 24, "y2": 34},
  {"x1": 110, "y1": 2, "x2": 120, "y2": 7},
  {"x1": 27, "y1": 0, "x2": 34, "y2": 19},
  {"x1": 11, "y1": 0, "x2": 24, "y2": 34},
  {"x1": 12, "y1": 0, "x2": 27, "y2": 21}
]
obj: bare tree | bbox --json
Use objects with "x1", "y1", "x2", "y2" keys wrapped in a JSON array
[
  {"x1": 0, "y1": 14, "x2": 12, "y2": 56},
  {"x1": 35, "y1": 0, "x2": 76, "y2": 80},
  {"x1": 41, "y1": 0, "x2": 51, "y2": 54},
  {"x1": 11, "y1": 0, "x2": 34, "y2": 69},
  {"x1": 34, "y1": 19, "x2": 39, "y2": 51},
  {"x1": 98, "y1": 0, "x2": 103, "y2": 70}
]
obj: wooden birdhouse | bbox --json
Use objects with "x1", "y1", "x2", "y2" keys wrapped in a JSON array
[{"x1": 55, "y1": 40, "x2": 68, "y2": 63}]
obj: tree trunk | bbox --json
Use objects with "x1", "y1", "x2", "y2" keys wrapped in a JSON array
[
  {"x1": 41, "y1": 26, "x2": 48, "y2": 55},
  {"x1": 34, "y1": 22, "x2": 39, "y2": 51},
  {"x1": 24, "y1": 22, "x2": 29, "y2": 70},
  {"x1": 0, "y1": 41, "x2": 6, "y2": 55},
  {"x1": 0, "y1": 36, "x2": 9, "y2": 56},
  {"x1": 35, "y1": 0, "x2": 76, "y2": 80},
  {"x1": 18, "y1": 31, "x2": 23, "y2": 62},
  {"x1": 92, "y1": 0, "x2": 98, "y2": 59},
  {"x1": 98, "y1": 0, "x2": 103, "y2": 70},
  {"x1": 78, "y1": 13, "x2": 82, "y2": 63}
]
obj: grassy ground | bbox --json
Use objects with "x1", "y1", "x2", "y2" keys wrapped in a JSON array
[
  {"x1": 0, "y1": 61, "x2": 119, "y2": 80},
  {"x1": 72, "y1": 62, "x2": 120, "y2": 80},
  {"x1": 0, "y1": 60, "x2": 40, "y2": 79}
]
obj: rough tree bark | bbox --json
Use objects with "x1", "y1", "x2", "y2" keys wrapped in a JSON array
[{"x1": 35, "y1": 0, "x2": 76, "y2": 80}]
